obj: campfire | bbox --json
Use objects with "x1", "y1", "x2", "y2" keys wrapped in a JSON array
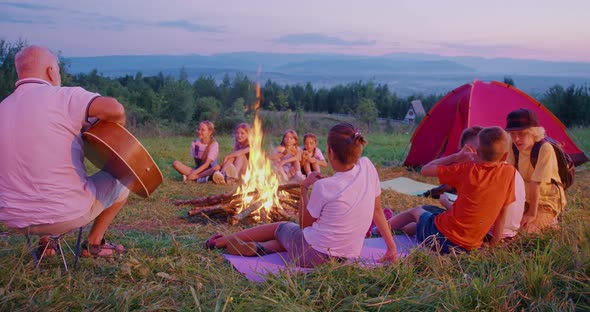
[{"x1": 175, "y1": 82, "x2": 301, "y2": 225}]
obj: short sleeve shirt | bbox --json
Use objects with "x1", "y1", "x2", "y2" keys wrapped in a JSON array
[
  {"x1": 507, "y1": 142, "x2": 565, "y2": 212},
  {"x1": 434, "y1": 162, "x2": 516, "y2": 250},
  {"x1": 190, "y1": 140, "x2": 219, "y2": 163},
  {"x1": 501, "y1": 170, "x2": 526, "y2": 238},
  {"x1": 301, "y1": 146, "x2": 326, "y2": 161},
  {"x1": 0, "y1": 79, "x2": 100, "y2": 228},
  {"x1": 303, "y1": 157, "x2": 381, "y2": 258}
]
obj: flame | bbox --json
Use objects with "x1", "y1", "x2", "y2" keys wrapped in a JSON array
[
  {"x1": 234, "y1": 81, "x2": 281, "y2": 221},
  {"x1": 253, "y1": 67, "x2": 261, "y2": 110}
]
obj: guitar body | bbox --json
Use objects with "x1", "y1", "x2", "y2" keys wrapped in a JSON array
[{"x1": 83, "y1": 121, "x2": 163, "y2": 198}]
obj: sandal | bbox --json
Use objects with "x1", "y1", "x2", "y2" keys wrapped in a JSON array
[
  {"x1": 37, "y1": 236, "x2": 57, "y2": 258},
  {"x1": 81, "y1": 239, "x2": 125, "y2": 258},
  {"x1": 203, "y1": 233, "x2": 223, "y2": 250}
]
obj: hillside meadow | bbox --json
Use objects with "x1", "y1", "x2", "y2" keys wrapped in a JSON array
[{"x1": 0, "y1": 127, "x2": 589, "y2": 311}]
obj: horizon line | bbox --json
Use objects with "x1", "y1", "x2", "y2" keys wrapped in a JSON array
[{"x1": 61, "y1": 51, "x2": 590, "y2": 65}]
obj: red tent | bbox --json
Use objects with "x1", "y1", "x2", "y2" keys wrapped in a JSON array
[{"x1": 403, "y1": 80, "x2": 588, "y2": 167}]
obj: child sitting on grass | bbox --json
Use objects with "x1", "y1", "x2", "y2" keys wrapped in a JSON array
[
  {"x1": 270, "y1": 129, "x2": 305, "y2": 183},
  {"x1": 422, "y1": 126, "x2": 482, "y2": 199},
  {"x1": 300, "y1": 133, "x2": 328, "y2": 176},
  {"x1": 425, "y1": 126, "x2": 525, "y2": 240},
  {"x1": 387, "y1": 126, "x2": 516, "y2": 253},
  {"x1": 204, "y1": 123, "x2": 397, "y2": 267},
  {"x1": 172, "y1": 120, "x2": 219, "y2": 183},
  {"x1": 212, "y1": 123, "x2": 250, "y2": 185},
  {"x1": 505, "y1": 108, "x2": 566, "y2": 234}
]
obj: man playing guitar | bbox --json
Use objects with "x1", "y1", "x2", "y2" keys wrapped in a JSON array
[{"x1": 0, "y1": 45, "x2": 129, "y2": 257}]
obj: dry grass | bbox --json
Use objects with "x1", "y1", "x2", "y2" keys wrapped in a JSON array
[{"x1": 1, "y1": 130, "x2": 589, "y2": 311}]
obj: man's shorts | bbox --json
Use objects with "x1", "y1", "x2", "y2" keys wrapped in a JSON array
[
  {"x1": 23, "y1": 170, "x2": 129, "y2": 235},
  {"x1": 416, "y1": 209, "x2": 463, "y2": 254},
  {"x1": 275, "y1": 222, "x2": 340, "y2": 268}
]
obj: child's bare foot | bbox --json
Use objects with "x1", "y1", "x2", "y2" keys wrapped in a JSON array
[{"x1": 212, "y1": 171, "x2": 225, "y2": 185}]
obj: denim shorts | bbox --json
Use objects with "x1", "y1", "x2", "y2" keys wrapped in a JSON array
[
  {"x1": 416, "y1": 210, "x2": 463, "y2": 254},
  {"x1": 275, "y1": 222, "x2": 339, "y2": 268}
]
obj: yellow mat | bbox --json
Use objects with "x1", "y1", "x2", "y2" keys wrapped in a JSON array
[{"x1": 380, "y1": 177, "x2": 438, "y2": 196}]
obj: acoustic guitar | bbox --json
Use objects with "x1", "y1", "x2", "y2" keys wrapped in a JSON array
[{"x1": 83, "y1": 121, "x2": 163, "y2": 198}]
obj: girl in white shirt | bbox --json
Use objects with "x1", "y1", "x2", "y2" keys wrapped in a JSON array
[
  {"x1": 205, "y1": 123, "x2": 397, "y2": 267},
  {"x1": 270, "y1": 129, "x2": 305, "y2": 183},
  {"x1": 300, "y1": 133, "x2": 328, "y2": 176},
  {"x1": 212, "y1": 123, "x2": 250, "y2": 184},
  {"x1": 172, "y1": 120, "x2": 219, "y2": 182}
]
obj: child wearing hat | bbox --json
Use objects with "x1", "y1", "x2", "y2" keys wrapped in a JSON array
[{"x1": 504, "y1": 108, "x2": 566, "y2": 234}]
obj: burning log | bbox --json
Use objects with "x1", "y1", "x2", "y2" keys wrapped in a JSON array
[
  {"x1": 181, "y1": 184, "x2": 302, "y2": 224},
  {"x1": 280, "y1": 197, "x2": 300, "y2": 207},
  {"x1": 175, "y1": 183, "x2": 301, "y2": 207},
  {"x1": 271, "y1": 206, "x2": 291, "y2": 220},
  {"x1": 187, "y1": 198, "x2": 241, "y2": 216},
  {"x1": 175, "y1": 81, "x2": 303, "y2": 226},
  {"x1": 230, "y1": 199, "x2": 264, "y2": 225},
  {"x1": 277, "y1": 183, "x2": 301, "y2": 192},
  {"x1": 174, "y1": 192, "x2": 237, "y2": 206},
  {"x1": 281, "y1": 203, "x2": 299, "y2": 213},
  {"x1": 187, "y1": 205, "x2": 225, "y2": 217},
  {"x1": 281, "y1": 189, "x2": 302, "y2": 198}
]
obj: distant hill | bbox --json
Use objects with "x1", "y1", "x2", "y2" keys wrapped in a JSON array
[
  {"x1": 275, "y1": 58, "x2": 474, "y2": 74},
  {"x1": 65, "y1": 52, "x2": 590, "y2": 96}
]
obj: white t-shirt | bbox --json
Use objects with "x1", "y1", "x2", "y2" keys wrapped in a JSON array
[
  {"x1": 501, "y1": 171, "x2": 526, "y2": 238},
  {"x1": 0, "y1": 78, "x2": 99, "y2": 228},
  {"x1": 190, "y1": 140, "x2": 219, "y2": 163},
  {"x1": 303, "y1": 157, "x2": 381, "y2": 258},
  {"x1": 300, "y1": 146, "x2": 325, "y2": 161}
]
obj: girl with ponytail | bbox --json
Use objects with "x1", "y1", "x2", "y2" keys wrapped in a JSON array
[{"x1": 204, "y1": 123, "x2": 397, "y2": 267}]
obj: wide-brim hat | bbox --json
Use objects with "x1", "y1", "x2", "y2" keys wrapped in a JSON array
[{"x1": 505, "y1": 108, "x2": 539, "y2": 131}]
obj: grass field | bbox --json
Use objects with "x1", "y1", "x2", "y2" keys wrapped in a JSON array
[{"x1": 0, "y1": 128, "x2": 589, "y2": 311}]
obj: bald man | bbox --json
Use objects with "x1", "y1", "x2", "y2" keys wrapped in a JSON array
[{"x1": 0, "y1": 45, "x2": 129, "y2": 257}]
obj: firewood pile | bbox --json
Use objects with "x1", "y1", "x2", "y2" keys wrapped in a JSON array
[{"x1": 174, "y1": 183, "x2": 301, "y2": 225}]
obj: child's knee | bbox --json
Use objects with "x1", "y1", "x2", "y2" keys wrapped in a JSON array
[{"x1": 410, "y1": 206, "x2": 428, "y2": 221}]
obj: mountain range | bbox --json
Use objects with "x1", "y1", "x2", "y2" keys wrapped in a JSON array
[{"x1": 65, "y1": 52, "x2": 590, "y2": 97}]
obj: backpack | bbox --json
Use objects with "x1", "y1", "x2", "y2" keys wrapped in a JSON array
[{"x1": 512, "y1": 137, "x2": 575, "y2": 190}]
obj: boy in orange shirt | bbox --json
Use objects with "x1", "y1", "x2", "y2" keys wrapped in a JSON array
[{"x1": 388, "y1": 126, "x2": 516, "y2": 253}]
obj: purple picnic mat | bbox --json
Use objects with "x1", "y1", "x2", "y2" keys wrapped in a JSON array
[{"x1": 223, "y1": 235, "x2": 419, "y2": 282}]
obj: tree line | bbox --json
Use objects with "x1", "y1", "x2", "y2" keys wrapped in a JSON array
[{"x1": 2, "y1": 39, "x2": 589, "y2": 134}]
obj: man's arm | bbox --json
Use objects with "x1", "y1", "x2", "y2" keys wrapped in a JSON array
[{"x1": 88, "y1": 96, "x2": 126, "y2": 126}]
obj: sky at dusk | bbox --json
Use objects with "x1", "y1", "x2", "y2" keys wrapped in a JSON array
[{"x1": 1, "y1": 0, "x2": 589, "y2": 62}]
